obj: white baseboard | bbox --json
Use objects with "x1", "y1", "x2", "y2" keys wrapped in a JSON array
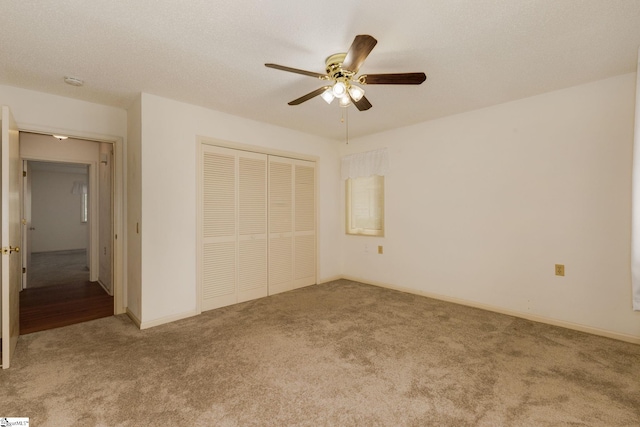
[
  {"x1": 341, "y1": 275, "x2": 640, "y2": 345},
  {"x1": 97, "y1": 279, "x2": 113, "y2": 296},
  {"x1": 126, "y1": 308, "x2": 141, "y2": 328},
  {"x1": 318, "y1": 275, "x2": 343, "y2": 284},
  {"x1": 139, "y1": 309, "x2": 199, "y2": 330}
]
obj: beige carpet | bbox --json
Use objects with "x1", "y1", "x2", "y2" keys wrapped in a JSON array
[{"x1": 1, "y1": 280, "x2": 639, "y2": 426}]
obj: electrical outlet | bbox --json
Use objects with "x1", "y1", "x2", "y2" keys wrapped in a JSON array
[
  {"x1": 555, "y1": 264, "x2": 565, "y2": 276},
  {"x1": 378, "y1": 245, "x2": 383, "y2": 254}
]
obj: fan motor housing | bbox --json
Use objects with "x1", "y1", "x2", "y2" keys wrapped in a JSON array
[{"x1": 325, "y1": 53, "x2": 354, "y2": 81}]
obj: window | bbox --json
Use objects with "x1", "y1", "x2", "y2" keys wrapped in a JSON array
[
  {"x1": 342, "y1": 148, "x2": 388, "y2": 237},
  {"x1": 81, "y1": 191, "x2": 88, "y2": 223},
  {"x1": 346, "y1": 175, "x2": 384, "y2": 236},
  {"x1": 71, "y1": 180, "x2": 88, "y2": 223}
]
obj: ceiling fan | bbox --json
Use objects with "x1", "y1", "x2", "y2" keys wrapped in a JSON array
[{"x1": 265, "y1": 35, "x2": 426, "y2": 111}]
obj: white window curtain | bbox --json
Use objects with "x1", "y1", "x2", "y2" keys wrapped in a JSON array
[
  {"x1": 632, "y1": 47, "x2": 640, "y2": 311},
  {"x1": 70, "y1": 181, "x2": 87, "y2": 195},
  {"x1": 341, "y1": 148, "x2": 389, "y2": 180}
]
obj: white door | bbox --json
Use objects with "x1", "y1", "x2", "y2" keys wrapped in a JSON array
[
  {"x1": 268, "y1": 156, "x2": 317, "y2": 295},
  {"x1": 237, "y1": 153, "x2": 268, "y2": 303},
  {"x1": 1, "y1": 106, "x2": 21, "y2": 369},
  {"x1": 268, "y1": 157, "x2": 294, "y2": 295},
  {"x1": 293, "y1": 160, "x2": 316, "y2": 289},
  {"x1": 201, "y1": 146, "x2": 237, "y2": 310}
]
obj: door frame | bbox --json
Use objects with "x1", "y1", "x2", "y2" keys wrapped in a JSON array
[
  {"x1": 17, "y1": 125, "x2": 125, "y2": 315},
  {"x1": 21, "y1": 159, "x2": 97, "y2": 285},
  {"x1": 21, "y1": 160, "x2": 31, "y2": 288}
]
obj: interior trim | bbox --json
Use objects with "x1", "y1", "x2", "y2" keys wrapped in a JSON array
[{"x1": 339, "y1": 275, "x2": 640, "y2": 345}]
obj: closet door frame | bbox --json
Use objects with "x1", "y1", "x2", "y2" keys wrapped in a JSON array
[{"x1": 196, "y1": 137, "x2": 318, "y2": 314}]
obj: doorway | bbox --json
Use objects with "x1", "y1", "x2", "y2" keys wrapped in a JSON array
[
  {"x1": 27, "y1": 161, "x2": 90, "y2": 287},
  {"x1": 19, "y1": 133, "x2": 115, "y2": 334}
]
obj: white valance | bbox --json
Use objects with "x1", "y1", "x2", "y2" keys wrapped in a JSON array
[
  {"x1": 71, "y1": 181, "x2": 87, "y2": 195},
  {"x1": 341, "y1": 148, "x2": 389, "y2": 180}
]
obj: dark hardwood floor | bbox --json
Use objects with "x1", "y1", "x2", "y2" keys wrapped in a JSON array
[
  {"x1": 20, "y1": 281, "x2": 113, "y2": 335},
  {"x1": 19, "y1": 250, "x2": 114, "y2": 335}
]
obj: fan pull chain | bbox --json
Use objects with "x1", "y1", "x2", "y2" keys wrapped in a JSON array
[{"x1": 342, "y1": 107, "x2": 349, "y2": 144}]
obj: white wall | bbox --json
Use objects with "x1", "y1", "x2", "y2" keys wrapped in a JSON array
[
  {"x1": 126, "y1": 95, "x2": 142, "y2": 321},
  {"x1": 30, "y1": 168, "x2": 88, "y2": 252},
  {"x1": 8, "y1": 77, "x2": 636, "y2": 340},
  {"x1": 20, "y1": 132, "x2": 101, "y2": 163},
  {"x1": 134, "y1": 93, "x2": 342, "y2": 327},
  {"x1": 340, "y1": 73, "x2": 640, "y2": 341},
  {"x1": 0, "y1": 85, "x2": 126, "y2": 139}
]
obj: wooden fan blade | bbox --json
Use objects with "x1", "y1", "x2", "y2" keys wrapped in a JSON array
[
  {"x1": 350, "y1": 94, "x2": 372, "y2": 111},
  {"x1": 265, "y1": 63, "x2": 327, "y2": 79},
  {"x1": 360, "y1": 72, "x2": 427, "y2": 85},
  {"x1": 288, "y1": 86, "x2": 331, "y2": 105},
  {"x1": 342, "y1": 35, "x2": 377, "y2": 73}
]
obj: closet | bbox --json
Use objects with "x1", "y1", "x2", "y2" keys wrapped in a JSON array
[{"x1": 199, "y1": 144, "x2": 316, "y2": 311}]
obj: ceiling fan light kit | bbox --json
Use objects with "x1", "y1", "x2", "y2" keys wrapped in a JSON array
[
  {"x1": 332, "y1": 81, "x2": 347, "y2": 98},
  {"x1": 339, "y1": 95, "x2": 351, "y2": 107},
  {"x1": 348, "y1": 85, "x2": 365, "y2": 102},
  {"x1": 265, "y1": 35, "x2": 426, "y2": 111},
  {"x1": 321, "y1": 89, "x2": 335, "y2": 104}
]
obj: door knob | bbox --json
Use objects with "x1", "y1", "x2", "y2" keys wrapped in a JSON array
[{"x1": 10, "y1": 246, "x2": 20, "y2": 253}]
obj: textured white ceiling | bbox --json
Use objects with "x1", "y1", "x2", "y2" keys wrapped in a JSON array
[{"x1": 1, "y1": 0, "x2": 640, "y2": 140}]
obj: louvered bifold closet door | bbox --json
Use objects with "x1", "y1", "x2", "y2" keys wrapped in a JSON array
[
  {"x1": 201, "y1": 146, "x2": 237, "y2": 311},
  {"x1": 237, "y1": 153, "x2": 268, "y2": 303},
  {"x1": 200, "y1": 145, "x2": 268, "y2": 311},
  {"x1": 293, "y1": 160, "x2": 316, "y2": 289},
  {"x1": 268, "y1": 157, "x2": 294, "y2": 295}
]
